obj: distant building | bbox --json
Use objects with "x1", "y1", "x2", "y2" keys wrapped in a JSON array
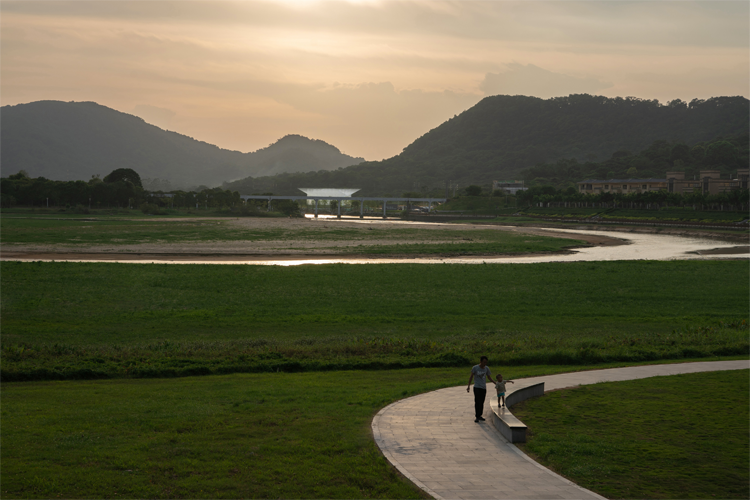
[
  {"x1": 493, "y1": 180, "x2": 527, "y2": 194},
  {"x1": 297, "y1": 188, "x2": 360, "y2": 207},
  {"x1": 298, "y1": 188, "x2": 361, "y2": 198},
  {"x1": 577, "y1": 169, "x2": 749, "y2": 196}
]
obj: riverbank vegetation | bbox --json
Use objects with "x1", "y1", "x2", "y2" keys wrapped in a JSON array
[
  {"x1": 514, "y1": 369, "x2": 749, "y2": 499},
  {"x1": 434, "y1": 198, "x2": 749, "y2": 222},
  {"x1": 515, "y1": 205, "x2": 749, "y2": 223},
  {"x1": 2, "y1": 260, "x2": 747, "y2": 381}
]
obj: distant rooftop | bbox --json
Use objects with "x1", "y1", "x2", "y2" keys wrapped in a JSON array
[{"x1": 298, "y1": 188, "x2": 361, "y2": 197}]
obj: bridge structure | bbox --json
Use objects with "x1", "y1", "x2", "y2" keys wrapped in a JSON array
[{"x1": 239, "y1": 195, "x2": 447, "y2": 219}]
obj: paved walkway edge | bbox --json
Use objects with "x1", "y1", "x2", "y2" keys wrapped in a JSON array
[
  {"x1": 372, "y1": 408, "x2": 444, "y2": 499},
  {"x1": 372, "y1": 398, "x2": 609, "y2": 500},
  {"x1": 372, "y1": 360, "x2": 750, "y2": 500},
  {"x1": 503, "y1": 440, "x2": 608, "y2": 500}
]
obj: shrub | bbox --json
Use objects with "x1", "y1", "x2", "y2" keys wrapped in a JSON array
[
  {"x1": 139, "y1": 203, "x2": 163, "y2": 215},
  {"x1": 274, "y1": 200, "x2": 301, "y2": 217}
]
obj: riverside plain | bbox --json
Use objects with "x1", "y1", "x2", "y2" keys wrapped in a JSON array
[{"x1": 1, "y1": 212, "x2": 748, "y2": 499}]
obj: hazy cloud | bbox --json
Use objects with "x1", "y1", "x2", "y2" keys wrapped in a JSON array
[
  {"x1": 481, "y1": 64, "x2": 613, "y2": 98},
  {"x1": 163, "y1": 78, "x2": 482, "y2": 159},
  {"x1": 4, "y1": 1, "x2": 747, "y2": 48},
  {"x1": 273, "y1": 82, "x2": 482, "y2": 159},
  {"x1": 1, "y1": 1, "x2": 748, "y2": 160}
]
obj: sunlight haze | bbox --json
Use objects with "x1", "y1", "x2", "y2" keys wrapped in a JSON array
[{"x1": 2, "y1": 0, "x2": 747, "y2": 160}]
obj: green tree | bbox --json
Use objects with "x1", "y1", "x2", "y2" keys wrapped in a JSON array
[
  {"x1": 691, "y1": 144, "x2": 706, "y2": 162},
  {"x1": 275, "y1": 200, "x2": 301, "y2": 216},
  {"x1": 103, "y1": 168, "x2": 143, "y2": 188},
  {"x1": 705, "y1": 141, "x2": 738, "y2": 167},
  {"x1": 670, "y1": 143, "x2": 691, "y2": 163},
  {"x1": 465, "y1": 185, "x2": 482, "y2": 196}
]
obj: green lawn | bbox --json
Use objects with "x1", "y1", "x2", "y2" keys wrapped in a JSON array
[
  {"x1": 1, "y1": 369, "x2": 442, "y2": 499},
  {"x1": 3, "y1": 365, "x2": 746, "y2": 499},
  {"x1": 1, "y1": 260, "x2": 747, "y2": 381},
  {"x1": 0, "y1": 217, "x2": 286, "y2": 244},
  {"x1": 0, "y1": 216, "x2": 585, "y2": 254},
  {"x1": 0, "y1": 363, "x2": 587, "y2": 499},
  {"x1": 513, "y1": 369, "x2": 749, "y2": 499}
]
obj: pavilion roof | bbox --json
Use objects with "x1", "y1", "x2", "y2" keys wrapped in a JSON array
[{"x1": 298, "y1": 188, "x2": 361, "y2": 197}]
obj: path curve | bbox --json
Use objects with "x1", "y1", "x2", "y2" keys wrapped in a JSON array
[{"x1": 372, "y1": 360, "x2": 749, "y2": 500}]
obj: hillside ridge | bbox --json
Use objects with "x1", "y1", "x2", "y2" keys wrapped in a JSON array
[
  {"x1": 0, "y1": 101, "x2": 363, "y2": 189},
  {"x1": 223, "y1": 94, "x2": 749, "y2": 196}
]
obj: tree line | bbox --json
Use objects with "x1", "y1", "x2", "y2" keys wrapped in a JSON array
[
  {"x1": 513, "y1": 184, "x2": 748, "y2": 210},
  {"x1": 0, "y1": 168, "x2": 246, "y2": 212},
  {"x1": 521, "y1": 135, "x2": 748, "y2": 189}
]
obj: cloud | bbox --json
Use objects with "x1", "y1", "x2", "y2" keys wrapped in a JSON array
[
  {"x1": 480, "y1": 64, "x2": 613, "y2": 99},
  {"x1": 616, "y1": 65, "x2": 750, "y2": 104},
  {"x1": 184, "y1": 79, "x2": 482, "y2": 159},
  {"x1": 1, "y1": 1, "x2": 747, "y2": 161},
  {"x1": 3, "y1": 1, "x2": 747, "y2": 48}
]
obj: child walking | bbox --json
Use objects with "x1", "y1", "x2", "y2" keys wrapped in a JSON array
[{"x1": 494, "y1": 374, "x2": 514, "y2": 408}]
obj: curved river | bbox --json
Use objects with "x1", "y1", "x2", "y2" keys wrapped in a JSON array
[{"x1": 246, "y1": 227, "x2": 748, "y2": 266}]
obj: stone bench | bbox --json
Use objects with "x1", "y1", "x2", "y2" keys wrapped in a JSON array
[{"x1": 490, "y1": 382, "x2": 545, "y2": 443}]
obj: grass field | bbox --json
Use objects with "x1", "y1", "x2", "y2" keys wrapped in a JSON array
[
  {"x1": 518, "y1": 206, "x2": 748, "y2": 223},
  {"x1": 513, "y1": 369, "x2": 749, "y2": 499},
  {"x1": 0, "y1": 217, "x2": 286, "y2": 245},
  {"x1": 0, "y1": 216, "x2": 585, "y2": 255},
  {"x1": 2, "y1": 260, "x2": 747, "y2": 381},
  {"x1": 0, "y1": 207, "x2": 281, "y2": 219},
  {"x1": 4, "y1": 363, "x2": 741, "y2": 499},
  {"x1": 2, "y1": 209, "x2": 748, "y2": 499},
  {"x1": 429, "y1": 198, "x2": 748, "y2": 223}
]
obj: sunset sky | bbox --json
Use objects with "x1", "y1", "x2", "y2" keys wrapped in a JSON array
[{"x1": 2, "y1": 1, "x2": 748, "y2": 161}]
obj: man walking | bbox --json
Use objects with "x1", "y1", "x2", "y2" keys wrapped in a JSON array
[{"x1": 467, "y1": 356, "x2": 496, "y2": 423}]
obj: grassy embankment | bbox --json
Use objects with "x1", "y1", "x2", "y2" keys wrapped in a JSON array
[
  {"x1": 0, "y1": 216, "x2": 586, "y2": 255},
  {"x1": 2, "y1": 260, "x2": 747, "y2": 381},
  {"x1": 514, "y1": 369, "x2": 749, "y2": 499}
]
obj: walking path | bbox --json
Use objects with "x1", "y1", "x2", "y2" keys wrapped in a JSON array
[{"x1": 372, "y1": 360, "x2": 749, "y2": 500}]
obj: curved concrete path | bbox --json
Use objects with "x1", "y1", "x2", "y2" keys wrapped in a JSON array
[{"x1": 372, "y1": 360, "x2": 749, "y2": 500}]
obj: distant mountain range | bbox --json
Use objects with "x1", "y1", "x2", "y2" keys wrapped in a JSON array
[
  {"x1": 3, "y1": 95, "x2": 748, "y2": 196},
  {"x1": 224, "y1": 94, "x2": 749, "y2": 196},
  {"x1": 0, "y1": 101, "x2": 363, "y2": 189}
]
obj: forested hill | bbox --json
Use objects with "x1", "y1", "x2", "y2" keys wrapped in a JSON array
[
  {"x1": 0, "y1": 101, "x2": 363, "y2": 189},
  {"x1": 522, "y1": 135, "x2": 749, "y2": 190},
  {"x1": 224, "y1": 94, "x2": 749, "y2": 196},
  {"x1": 248, "y1": 134, "x2": 364, "y2": 177}
]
